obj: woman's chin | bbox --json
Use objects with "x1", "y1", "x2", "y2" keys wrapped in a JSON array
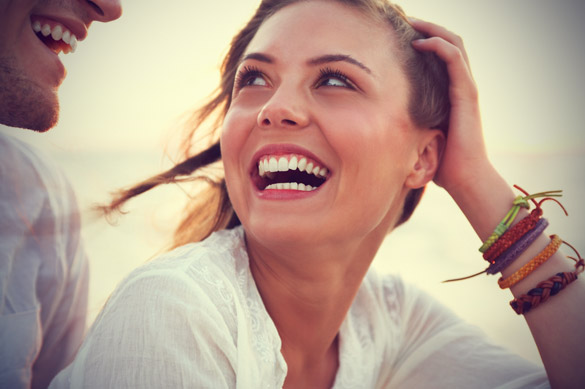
[{"x1": 243, "y1": 217, "x2": 326, "y2": 249}]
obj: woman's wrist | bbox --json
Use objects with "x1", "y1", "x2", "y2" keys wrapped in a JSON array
[{"x1": 445, "y1": 161, "x2": 517, "y2": 241}]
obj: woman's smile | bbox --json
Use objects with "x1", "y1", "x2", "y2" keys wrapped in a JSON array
[{"x1": 250, "y1": 144, "x2": 331, "y2": 196}]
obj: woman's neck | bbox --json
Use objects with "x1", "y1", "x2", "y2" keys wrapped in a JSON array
[{"x1": 246, "y1": 231, "x2": 387, "y2": 387}]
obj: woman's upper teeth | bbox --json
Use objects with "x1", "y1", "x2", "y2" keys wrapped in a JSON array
[
  {"x1": 32, "y1": 20, "x2": 78, "y2": 53},
  {"x1": 258, "y1": 154, "x2": 328, "y2": 178}
]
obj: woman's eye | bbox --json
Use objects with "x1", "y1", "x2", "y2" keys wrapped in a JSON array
[
  {"x1": 244, "y1": 75, "x2": 267, "y2": 87},
  {"x1": 235, "y1": 66, "x2": 267, "y2": 91},
  {"x1": 316, "y1": 68, "x2": 354, "y2": 89},
  {"x1": 320, "y1": 77, "x2": 348, "y2": 88}
]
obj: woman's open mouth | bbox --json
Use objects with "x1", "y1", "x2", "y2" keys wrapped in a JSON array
[{"x1": 253, "y1": 153, "x2": 329, "y2": 192}]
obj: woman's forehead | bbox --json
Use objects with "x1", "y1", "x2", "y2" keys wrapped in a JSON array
[{"x1": 245, "y1": 1, "x2": 401, "y2": 73}]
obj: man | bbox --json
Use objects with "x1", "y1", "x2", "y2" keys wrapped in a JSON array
[{"x1": 0, "y1": 1, "x2": 122, "y2": 387}]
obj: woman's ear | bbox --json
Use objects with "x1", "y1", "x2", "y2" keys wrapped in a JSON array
[{"x1": 405, "y1": 129, "x2": 445, "y2": 189}]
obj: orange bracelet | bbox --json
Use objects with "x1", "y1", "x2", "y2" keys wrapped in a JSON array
[{"x1": 498, "y1": 235, "x2": 562, "y2": 289}]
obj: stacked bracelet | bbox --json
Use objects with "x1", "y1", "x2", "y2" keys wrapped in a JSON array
[
  {"x1": 509, "y1": 272, "x2": 578, "y2": 315},
  {"x1": 498, "y1": 234, "x2": 562, "y2": 289},
  {"x1": 478, "y1": 188, "x2": 562, "y2": 254},
  {"x1": 445, "y1": 186, "x2": 583, "y2": 315},
  {"x1": 486, "y1": 218, "x2": 549, "y2": 275},
  {"x1": 483, "y1": 208, "x2": 543, "y2": 264},
  {"x1": 479, "y1": 195, "x2": 528, "y2": 253},
  {"x1": 509, "y1": 241, "x2": 584, "y2": 315}
]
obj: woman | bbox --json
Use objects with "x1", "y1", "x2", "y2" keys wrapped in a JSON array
[{"x1": 51, "y1": 0, "x2": 584, "y2": 387}]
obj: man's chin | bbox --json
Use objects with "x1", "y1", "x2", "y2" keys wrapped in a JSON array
[
  {"x1": 28, "y1": 110, "x2": 59, "y2": 133},
  {"x1": 1, "y1": 105, "x2": 59, "y2": 132},
  {"x1": 0, "y1": 66, "x2": 61, "y2": 132},
  {"x1": 0, "y1": 91, "x2": 60, "y2": 132}
]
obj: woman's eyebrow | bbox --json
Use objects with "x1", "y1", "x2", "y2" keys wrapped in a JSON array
[
  {"x1": 240, "y1": 52, "x2": 274, "y2": 64},
  {"x1": 240, "y1": 53, "x2": 372, "y2": 75},
  {"x1": 308, "y1": 54, "x2": 372, "y2": 75}
]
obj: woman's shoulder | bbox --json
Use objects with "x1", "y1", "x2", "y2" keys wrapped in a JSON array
[
  {"x1": 359, "y1": 270, "x2": 462, "y2": 324},
  {"x1": 354, "y1": 270, "x2": 463, "y2": 334},
  {"x1": 117, "y1": 227, "x2": 248, "y2": 296},
  {"x1": 357, "y1": 270, "x2": 406, "y2": 311},
  {"x1": 104, "y1": 227, "x2": 249, "y2": 320},
  {"x1": 55, "y1": 228, "x2": 251, "y2": 388}
]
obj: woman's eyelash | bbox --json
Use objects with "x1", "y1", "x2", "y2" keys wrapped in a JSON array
[
  {"x1": 234, "y1": 65, "x2": 355, "y2": 91},
  {"x1": 234, "y1": 65, "x2": 263, "y2": 90},
  {"x1": 317, "y1": 67, "x2": 353, "y2": 88}
]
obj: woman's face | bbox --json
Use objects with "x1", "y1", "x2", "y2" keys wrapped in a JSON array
[{"x1": 221, "y1": 0, "x2": 427, "y2": 247}]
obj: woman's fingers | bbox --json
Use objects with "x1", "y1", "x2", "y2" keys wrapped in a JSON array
[
  {"x1": 411, "y1": 37, "x2": 478, "y2": 104},
  {"x1": 409, "y1": 18, "x2": 470, "y2": 68}
]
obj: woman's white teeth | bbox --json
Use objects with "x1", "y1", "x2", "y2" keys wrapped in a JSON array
[
  {"x1": 298, "y1": 158, "x2": 307, "y2": 172},
  {"x1": 258, "y1": 155, "x2": 328, "y2": 178},
  {"x1": 265, "y1": 182, "x2": 316, "y2": 191},
  {"x1": 32, "y1": 20, "x2": 77, "y2": 53},
  {"x1": 278, "y1": 157, "x2": 288, "y2": 172}
]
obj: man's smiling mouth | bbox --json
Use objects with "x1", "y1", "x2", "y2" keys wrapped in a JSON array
[
  {"x1": 255, "y1": 153, "x2": 329, "y2": 192},
  {"x1": 31, "y1": 17, "x2": 78, "y2": 55}
]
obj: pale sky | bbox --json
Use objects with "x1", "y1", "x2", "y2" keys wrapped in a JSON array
[{"x1": 12, "y1": 0, "x2": 585, "y2": 365}]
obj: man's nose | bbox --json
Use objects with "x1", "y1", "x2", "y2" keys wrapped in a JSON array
[{"x1": 85, "y1": 0, "x2": 123, "y2": 23}]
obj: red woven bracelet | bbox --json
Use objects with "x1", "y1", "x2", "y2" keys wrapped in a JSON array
[{"x1": 483, "y1": 208, "x2": 542, "y2": 263}]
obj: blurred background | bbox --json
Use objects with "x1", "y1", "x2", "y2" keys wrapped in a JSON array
[{"x1": 11, "y1": 0, "x2": 585, "y2": 365}]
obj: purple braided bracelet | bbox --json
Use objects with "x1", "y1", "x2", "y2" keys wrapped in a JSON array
[{"x1": 487, "y1": 218, "x2": 549, "y2": 275}]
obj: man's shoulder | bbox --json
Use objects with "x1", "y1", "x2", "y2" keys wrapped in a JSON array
[
  {"x1": 0, "y1": 129, "x2": 78, "y2": 228},
  {"x1": 0, "y1": 130, "x2": 67, "y2": 189}
]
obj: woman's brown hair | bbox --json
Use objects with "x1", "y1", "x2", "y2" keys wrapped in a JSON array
[{"x1": 102, "y1": 0, "x2": 450, "y2": 248}]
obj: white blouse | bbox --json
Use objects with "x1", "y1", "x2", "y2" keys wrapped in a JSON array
[{"x1": 51, "y1": 227, "x2": 548, "y2": 388}]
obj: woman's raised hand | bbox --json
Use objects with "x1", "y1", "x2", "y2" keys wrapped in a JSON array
[{"x1": 410, "y1": 18, "x2": 492, "y2": 196}]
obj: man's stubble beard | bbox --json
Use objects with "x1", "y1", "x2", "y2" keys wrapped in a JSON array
[{"x1": 0, "y1": 58, "x2": 60, "y2": 132}]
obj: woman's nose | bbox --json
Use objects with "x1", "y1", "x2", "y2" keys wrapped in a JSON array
[
  {"x1": 257, "y1": 87, "x2": 309, "y2": 130},
  {"x1": 85, "y1": 0, "x2": 123, "y2": 22}
]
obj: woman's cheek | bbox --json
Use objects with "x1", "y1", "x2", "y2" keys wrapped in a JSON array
[{"x1": 221, "y1": 107, "x2": 250, "y2": 156}]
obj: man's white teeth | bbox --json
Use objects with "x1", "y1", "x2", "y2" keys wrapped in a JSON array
[
  {"x1": 258, "y1": 155, "x2": 328, "y2": 178},
  {"x1": 39, "y1": 23, "x2": 51, "y2": 36},
  {"x1": 62, "y1": 30, "x2": 72, "y2": 45},
  {"x1": 51, "y1": 25, "x2": 63, "y2": 40},
  {"x1": 265, "y1": 183, "x2": 317, "y2": 191},
  {"x1": 32, "y1": 20, "x2": 77, "y2": 53}
]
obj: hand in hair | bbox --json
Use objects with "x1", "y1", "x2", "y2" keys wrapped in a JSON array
[{"x1": 410, "y1": 18, "x2": 490, "y2": 196}]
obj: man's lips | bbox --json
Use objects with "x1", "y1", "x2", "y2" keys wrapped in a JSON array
[{"x1": 30, "y1": 16, "x2": 81, "y2": 55}]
